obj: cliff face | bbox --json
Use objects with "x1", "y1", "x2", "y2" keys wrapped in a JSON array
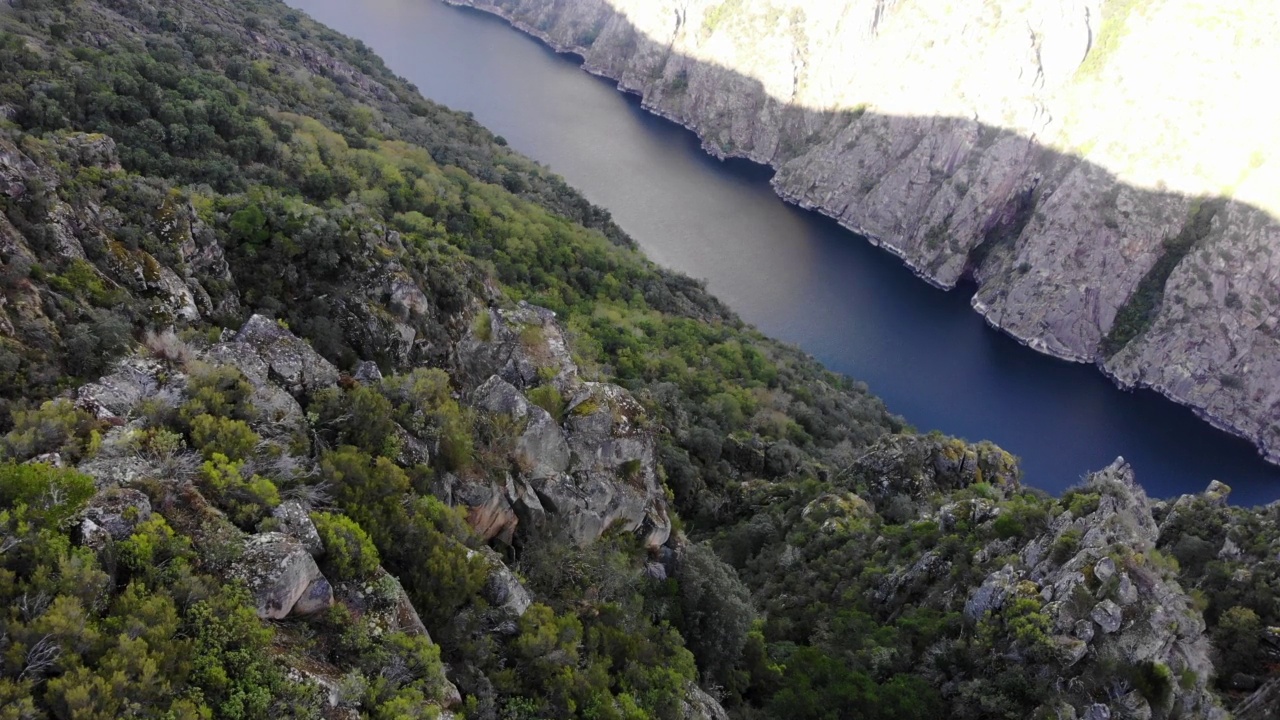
[{"x1": 445, "y1": 0, "x2": 1280, "y2": 463}]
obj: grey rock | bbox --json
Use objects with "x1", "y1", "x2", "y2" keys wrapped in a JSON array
[
  {"x1": 1219, "y1": 536, "x2": 1242, "y2": 561},
  {"x1": 291, "y1": 577, "x2": 335, "y2": 616},
  {"x1": 507, "y1": 475, "x2": 547, "y2": 529},
  {"x1": 1204, "y1": 480, "x2": 1232, "y2": 504},
  {"x1": 203, "y1": 341, "x2": 308, "y2": 441},
  {"x1": 965, "y1": 565, "x2": 1017, "y2": 622},
  {"x1": 1230, "y1": 673, "x2": 1260, "y2": 692},
  {"x1": 682, "y1": 682, "x2": 729, "y2": 720},
  {"x1": 1115, "y1": 574, "x2": 1138, "y2": 606},
  {"x1": 1054, "y1": 636, "x2": 1089, "y2": 666},
  {"x1": 448, "y1": 473, "x2": 519, "y2": 544},
  {"x1": 1113, "y1": 691, "x2": 1153, "y2": 720},
  {"x1": 80, "y1": 488, "x2": 152, "y2": 544},
  {"x1": 457, "y1": 304, "x2": 578, "y2": 391},
  {"x1": 853, "y1": 435, "x2": 1020, "y2": 507},
  {"x1": 1074, "y1": 619, "x2": 1095, "y2": 644},
  {"x1": 477, "y1": 548, "x2": 532, "y2": 618},
  {"x1": 63, "y1": 133, "x2": 121, "y2": 171},
  {"x1": 1235, "y1": 678, "x2": 1280, "y2": 720},
  {"x1": 1094, "y1": 557, "x2": 1116, "y2": 582},
  {"x1": 76, "y1": 357, "x2": 165, "y2": 419},
  {"x1": 352, "y1": 360, "x2": 383, "y2": 384},
  {"x1": 473, "y1": 375, "x2": 571, "y2": 479},
  {"x1": 272, "y1": 501, "x2": 323, "y2": 557},
  {"x1": 234, "y1": 314, "x2": 340, "y2": 396},
  {"x1": 30, "y1": 452, "x2": 64, "y2": 467},
  {"x1": 233, "y1": 532, "x2": 328, "y2": 619},
  {"x1": 333, "y1": 569, "x2": 430, "y2": 639},
  {"x1": 1091, "y1": 600, "x2": 1123, "y2": 634},
  {"x1": 1083, "y1": 704, "x2": 1111, "y2": 720}
]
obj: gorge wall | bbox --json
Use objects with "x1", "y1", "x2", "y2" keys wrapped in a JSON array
[{"x1": 445, "y1": 0, "x2": 1280, "y2": 465}]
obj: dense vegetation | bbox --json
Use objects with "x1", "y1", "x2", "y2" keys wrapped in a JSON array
[{"x1": 0, "y1": 0, "x2": 1277, "y2": 719}]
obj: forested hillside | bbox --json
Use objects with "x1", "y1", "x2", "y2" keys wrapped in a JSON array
[{"x1": 0, "y1": 0, "x2": 1277, "y2": 719}]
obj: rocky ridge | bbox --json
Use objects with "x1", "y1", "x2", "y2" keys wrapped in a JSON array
[
  {"x1": 446, "y1": 0, "x2": 1280, "y2": 465},
  {"x1": 57, "y1": 311, "x2": 717, "y2": 718},
  {"x1": 57, "y1": 317, "x2": 1257, "y2": 717}
]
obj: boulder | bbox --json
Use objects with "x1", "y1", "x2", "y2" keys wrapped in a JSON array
[
  {"x1": 517, "y1": 411, "x2": 571, "y2": 479},
  {"x1": 333, "y1": 569, "x2": 430, "y2": 638},
  {"x1": 1094, "y1": 557, "x2": 1116, "y2": 582},
  {"x1": 682, "y1": 683, "x2": 730, "y2": 720},
  {"x1": 1091, "y1": 599, "x2": 1123, "y2": 634},
  {"x1": 965, "y1": 565, "x2": 1018, "y2": 622},
  {"x1": 473, "y1": 375, "x2": 571, "y2": 478},
  {"x1": 456, "y1": 303, "x2": 578, "y2": 391},
  {"x1": 233, "y1": 532, "x2": 330, "y2": 619},
  {"x1": 203, "y1": 341, "x2": 308, "y2": 440},
  {"x1": 1054, "y1": 636, "x2": 1089, "y2": 666},
  {"x1": 474, "y1": 547, "x2": 532, "y2": 621},
  {"x1": 292, "y1": 577, "x2": 335, "y2": 616},
  {"x1": 76, "y1": 357, "x2": 166, "y2": 420},
  {"x1": 272, "y1": 500, "x2": 324, "y2": 556},
  {"x1": 1082, "y1": 704, "x2": 1111, "y2": 720},
  {"x1": 1229, "y1": 673, "x2": 1260, "y2": 692},
  {"x1": 79, "y1": 488, "x2": 152, "y2": 549},
  {"x1": 853, "y1": 435, "x2": 1020, "y2": 507},
  {"x1": 63, "y1": 133, "x2": 121, "y2": 171},
  {"x1": 1204, "y1": 480, "x2": 1232, "y2": 505},
  {"x1": 352, "y1": 360, "x2": 383, "y2": 384},
  {"x1": 453, "y1": 476, "x2": 519, "y2": 544},
  {"x1": 1115, "y1": 574, "x2": 1138, "y2": 605},
  {"x1": 234, "y1": 314, "x2": 340, "y2": 396},
  {"x1": 1235, "y1": 677, "x2": 1280, "y2": 720}
]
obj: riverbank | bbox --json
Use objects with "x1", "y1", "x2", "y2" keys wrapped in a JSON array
[{"x1": 444, "y1": 0, "x2": 1280, "y2": 473}]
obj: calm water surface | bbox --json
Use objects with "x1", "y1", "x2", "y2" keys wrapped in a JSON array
[{"x1": 287, "y1": 0, "x2": 1280, "y2": 504}]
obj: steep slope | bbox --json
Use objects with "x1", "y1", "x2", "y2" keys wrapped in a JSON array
[
  {"x1": 446, "y1": 0, "x2": 1280, "y2": 465},
  {"x1": 2, "y1": 0, "x2": 1279, "y2": 719}
]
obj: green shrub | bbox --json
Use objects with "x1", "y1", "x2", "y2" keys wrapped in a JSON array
[
  {"x1": 312, "y1": 511, "x2": 381, "y2": 581},
  {"x1": 197, "y1": 453, "x2": 279, "y2": 528},
  {"x1": 526, "y1": 384, "x2": 565, "y2": 421},
  {"x1": 190, "y1": 414, "x2": 260, "y2": 461},
  {"x1": 992, "y1": 513, "x2": 1025, "y2": 539},
  {"x1": 1051, "y1": 528, "x2": 1082, "y2": 563},
  {"x1": 0, "y1": 461, "x2": 95, "y2": 525},
  {"x1": 1126, "y1": 660, "x2": 1173, "y2": 710},
  {"x1": 2, "y1": 399, "x2": 100, "y2": 462},
  {"x1": 180, "y1": 364, "x2": 257, "y2": 424}
]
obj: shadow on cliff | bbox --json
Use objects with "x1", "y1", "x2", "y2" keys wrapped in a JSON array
[{"x1": 447, "y1": 0, "x2": 1280, "y2": 465}]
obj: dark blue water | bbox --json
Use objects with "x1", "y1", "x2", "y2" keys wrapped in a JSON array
[{"x1": 286, "y1": 0, "x2": 1280, "y2": 505}]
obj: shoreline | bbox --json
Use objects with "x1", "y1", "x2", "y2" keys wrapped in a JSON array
[{"x1": 441, "y1": 0, "x2": 1280, "y2": 474}]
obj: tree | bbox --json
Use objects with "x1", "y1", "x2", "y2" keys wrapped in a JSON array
[{"x1": 675, "y1": 542, "x2": 754, "y2": 687}]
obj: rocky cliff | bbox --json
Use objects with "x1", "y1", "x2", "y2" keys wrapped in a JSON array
[
  {"x1": 3, "y1": 0, "x2": 1279, "y2": 716},
  {"x1": 445, "y1": 0, "x2": 1280, "y2": 464}
]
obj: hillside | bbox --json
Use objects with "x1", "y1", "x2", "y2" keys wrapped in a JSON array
[
  {"x1": 0, "y1": 0, "x2": 1278, "y2": 719},
  {"x1": 446, "y1": 0, "x2": 1280, "y2": 467}
]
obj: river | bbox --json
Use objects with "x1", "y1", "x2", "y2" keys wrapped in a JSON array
[{"x1": 286, "y1": 0, "x2": 1280, "y2": 505}]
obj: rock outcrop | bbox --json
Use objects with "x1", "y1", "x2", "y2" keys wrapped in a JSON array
[
  {"x1": 233, "y1": 531, "x2": 334, "y2": 619},
  {"x1": 457, "y1": 303, "x2": 672, "y2": 548},
  {"x1": 78, "y1": 487, "x2": 152, "y2": 550},
  {"x1": 1011, "y1": 459, "x2": 1224, "y2": 719},
  {"x1": 449, "y1": 0, "x2": 1280, "y2": 465}
]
